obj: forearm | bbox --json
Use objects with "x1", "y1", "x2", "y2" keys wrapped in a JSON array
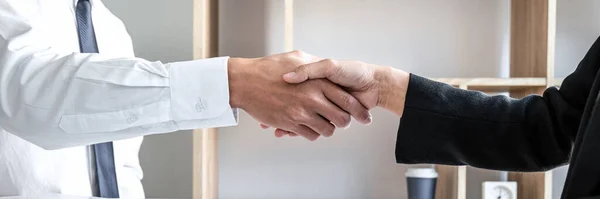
[
  {"x1": 0, "y1": 51, "x2": 237, "y2": 149},
  {"x1": 383, "y1": 36, "x2": 600, "y2": 171},
  {"x1": 0, "y1": 33, "x2": 236, "y2": 149},
  {"x1": 394, "y1": 75, "x2": 575, "y2": 171}
]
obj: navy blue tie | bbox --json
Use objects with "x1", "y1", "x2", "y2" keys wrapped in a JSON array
[{"x1": 75, "y1": 0, "x2": 120, "y2": 198}]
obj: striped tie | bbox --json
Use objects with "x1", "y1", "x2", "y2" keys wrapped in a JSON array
[{"x1": 75, "y1": 0, "x2": 120, "y2": 197}]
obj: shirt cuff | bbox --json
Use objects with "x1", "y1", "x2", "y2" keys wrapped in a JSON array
[{"x1": 167, "y1": 57, "x2": 238, "y2": 128}]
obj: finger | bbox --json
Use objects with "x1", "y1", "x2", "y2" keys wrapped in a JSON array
[
  {"x1": 274, "y1": 129, "x2": 297, "y2": 137},
  {"x1": 292, "y1": 125, "x2": 321, "y2": 141},
  {"x1": 313, "y1": 94, "x2": 352, "y2": 128},
  {"x1": 321, "y1": 82, "x2": 372, "y2": 125},
  {"x1": 283, "y1": 59, "x2": 338, "y2": 84},
  {"x1": 274, "y1": 129, "x2": 289, "y2": 137},
  {"x1": 302, "y1": 113, "x2": 336, "y2": 137},
  {"x1": 260, "y1": 124, "x2": 270, "y2": 129}
]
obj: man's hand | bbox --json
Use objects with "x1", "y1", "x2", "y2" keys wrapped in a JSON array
[
  {"x1": 268, "y1": 59, "x2": 410, "y2": 138},
  {"x1": 283, "y1": 59, "x2": 410, "y2": 116},
  {"x1": 228, "y1": 51, "x2": 372, "y2": 141}
]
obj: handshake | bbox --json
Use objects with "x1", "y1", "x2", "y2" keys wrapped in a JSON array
[{"x1": 228, "y1": 51, "x2": 410, "y2": 140}]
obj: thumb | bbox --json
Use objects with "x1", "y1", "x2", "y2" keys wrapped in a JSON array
[{"x1": 283, "y1": 59, "x2": 336, "y2": 84}]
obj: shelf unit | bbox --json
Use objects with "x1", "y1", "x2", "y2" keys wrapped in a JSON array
[
  {"x1": 432, "y1": 77, "x2": 562, "y2": 91},
  {"x1": 433, "y1": 0, "x2": 558, "y2": 199},
  {"x1": 192, "y1": 0, "x2": 561, "y2": 198}
]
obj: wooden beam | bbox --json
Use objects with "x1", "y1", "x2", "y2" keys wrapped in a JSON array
[
  {"x1": 434, "y1": 165, "x2": 466, "y2": 199},
  {"x1": 507, "y1": 0, "x2": 556, "y2": 198},
  {"x1": 432, "y1": 77, "x2": 564, "y2": 91},
  {"x1": 192, "y1": 0, "x2": 219, "y2": 198},
  {"x1": 545, "y1": 3, "x2": 557, "y2": 199},
  {"x1": 432, "y1": 77, "x2": 546, "y2": 87},
  {"x1": 433, "y1": 77, "x2": 546, "y2": 93},
  {"x1": 284, "y1": 0, "x2": 294, "y2": 51},
  {"x1": 510, "y1": 0, "x2": 549, "y2": 82},
  {"x1": 432, "y1": 77, "x2": 547, "y2": 89},
  {"x1": 546, "y1": 0, "x2": 557, "y2": 85},
  {"x1": 195, "y1": 128, "x2": 219, "y2": 199},
  {"x1": 508, "y1": 172, "x2": 552, "y2": 199},
  {"x1": 457, "y1": 166, "x2": 466, "y2": 199}
]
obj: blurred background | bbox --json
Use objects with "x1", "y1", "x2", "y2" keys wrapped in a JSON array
[{"x1": 101, "y1": 0, "x2": 599, "y2": 198}]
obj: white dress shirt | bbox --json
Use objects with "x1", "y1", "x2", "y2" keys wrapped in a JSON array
[{"x1": 0, "y1": 0, "x2": 238, "y2": 197}]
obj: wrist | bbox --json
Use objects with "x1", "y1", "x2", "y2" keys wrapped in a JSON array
[
  {"x1": 375, "y1": 66, "x2": 409, "y2": 117},
  {"x1": 228, "y1": 58, "x2": 251, "y2": 109}
]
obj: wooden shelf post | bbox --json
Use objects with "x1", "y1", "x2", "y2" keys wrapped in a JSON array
[
  {"x1": 192, "y1": 0, "x2": 220, "y2": 198},
  {"x1": 435, "y1": 165, "x2": 467, "y2": 199},
  {"x1": 284, "y1": 0, "x2": 294, "y2": 51}
]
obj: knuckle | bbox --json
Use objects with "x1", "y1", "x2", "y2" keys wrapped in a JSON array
[
  {"x1": 323, "y1": 58, "x2": 336, "y2": 66},
  {"x1": 290, "y1": 50, "x2": 304, "y2": 57},
  {"x1": 323, "y1": 59, "x2": 342, "y2": 76},
  {"x1": 285, "y1": 107, "x2": 300, "y2": 120},
  {"x1": 297, "y1": 64, "x2": 309, "y2": 73},
  {"x1": 355, "y1": 60, "x2": 366, "y2": 66},
  {"x1": 287, "y1": 107, "x2": 308, "y2": 122},
  {"x1": 341, "y1": 94, "x2": 357, "y2": 109},
  {"x1": 306, "y1": 92, "x2": 322, "y2": 103}
]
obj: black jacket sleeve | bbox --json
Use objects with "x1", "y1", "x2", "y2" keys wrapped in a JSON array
[{"x1": 395, "y1": 36, "x2": 600, "y2": 172}]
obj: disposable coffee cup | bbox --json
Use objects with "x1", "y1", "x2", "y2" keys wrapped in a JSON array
[{"x1": 405, "y1": 168, "x2": 438, "y2": 199}]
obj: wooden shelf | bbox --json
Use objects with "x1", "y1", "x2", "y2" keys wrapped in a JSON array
[
  {"x1": 432, "y1": 77, "x2": 545, "y2": 87},
  {"x1": 431, "y1": 77, "x2": 563, "y2": 92},
  {"x1": 432, "y1": 77, "x2": 546, "y2": 92},
  {"x1": 194, "y1": 0, "x2": 561, "y2": 199}
]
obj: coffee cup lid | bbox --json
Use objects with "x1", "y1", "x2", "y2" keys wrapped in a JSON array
[{"x1": 405, "y1": 168, "x2": 438, "y2": 178}]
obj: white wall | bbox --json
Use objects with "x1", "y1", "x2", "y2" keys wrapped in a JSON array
[
  {"x1": 101, "y1": 0, "x2": 195, "y2": 198},
  {"x1": 555, "y1": 0, "x2": 600, "y2": 77},
  {"x1": 218, "y1": 1, "x2": 510, "y2": 199}
]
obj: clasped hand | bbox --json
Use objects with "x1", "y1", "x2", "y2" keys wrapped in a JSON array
[{"x1": 229, "y1": 51, "x2": 407, "y2": 140}]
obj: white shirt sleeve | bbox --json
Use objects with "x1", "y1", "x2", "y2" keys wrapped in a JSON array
[{"x1": 0, "y1": 2, "x2": 238, "y2": 150}]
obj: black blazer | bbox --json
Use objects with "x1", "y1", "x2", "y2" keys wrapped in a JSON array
[{"x1": 395, "y1": 36, "x2": 600, "y2": 199}]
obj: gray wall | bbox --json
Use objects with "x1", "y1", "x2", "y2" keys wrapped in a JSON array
[
  {"x1": 102, "y1": 0, "x2": 599, "y2": 198},
  {"x1": 101, "y1": 0, "x2": 195, "y2": 198},
  {"x1": 555, "y1": 0, "x2": 600, "y2": 77},
  {"x1": 218, "y1": 1, "x2": 510, "y2": 199}
]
